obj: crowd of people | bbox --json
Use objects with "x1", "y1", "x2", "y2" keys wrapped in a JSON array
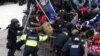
[{"x1": 5, "y1": 0, "x2": 100, "y2": 56}]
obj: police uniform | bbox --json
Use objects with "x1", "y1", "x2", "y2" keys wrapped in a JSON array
[
  {"x1": 21, "y1": 29, "x2": 48, "y2": 56},
  {"x1": 6, "y1": 18, "x2": 23, "y2": 56},
  {"x1": 61, "y1": 37, "x2": 84, "y2": 56},
  {"x1": 54, "y1": 30, "x2": 69, "y2": 56}
]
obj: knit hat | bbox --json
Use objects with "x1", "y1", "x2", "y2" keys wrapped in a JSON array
[
  {"x1": 62, "y1": 28, "x2": 69, "y2": 32},
  {"x1": 40, "y1": 15, "x2": 47, "y2": 22},
  {"x1": 81, "y1": 7, "x2": 88, "y2": 13}
]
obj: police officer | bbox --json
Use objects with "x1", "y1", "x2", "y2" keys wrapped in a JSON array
[
  {"x1": 6, "y1": 18, "x2": 23, "y2": 56},
  {"x1": 54, "y1": 28, "x2": 69, "y2": 56},
  {"x1": 15, "y1": 10, "x2": 36, "y2": 50},
  {"x1": 21, "y1": 28, "x2": 48, "y2": 56},
  {"x1": 61, "y1": 29, "x2": 84, "y2": 56},
  {"x1": 61, "y1": 37, "x2": 84, "y2": 56}
]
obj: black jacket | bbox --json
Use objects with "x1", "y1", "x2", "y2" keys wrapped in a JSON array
[
  {"x1": 54, "y1": 32, "x2": 69, "y2": 48},
  {"x1": 52, "y1": 19, "x2": 65, "y2": 29},
  {"x1": 7, "y1": 25, "x2": 23, "y2": 42},
  {"x1": 62, "y1": 39, "x2": 84, "y2": 56}
]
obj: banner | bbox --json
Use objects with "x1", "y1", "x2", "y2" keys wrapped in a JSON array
[{"x1": 38, "y1": 0, "x2": 57, "y2": 20}]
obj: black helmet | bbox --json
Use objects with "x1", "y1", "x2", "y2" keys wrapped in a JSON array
[
  {"x1": 27, "y1": 28, "x2": 38, "y2": 35},
  {"x1": 73, "y1": 37, "x2": 81, "y2": 43},
  {"x1": 11, "y1": 18, "x2": 19, "y2": 24}
]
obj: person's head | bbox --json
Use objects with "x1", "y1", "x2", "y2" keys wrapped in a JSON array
[
  {"x1": 62, "y1": 28, "x2": 69, "y2": 35},
  {"x1": 96, "y1": 19, "x2": 100, "y2": 24},
  {"x1": 85, "y1": 29, "x2": 94, "y2": 38},
  {"x1": 72, "y1": 29, "x2": 79, "y2": 37},
  {"x1": 96, "y1": 26, "x2": 100, "y2": 32},
  {"x1": 23, "y1": 10, "x2": 29, "y2": 15},
  {"x1": 27, "y1": 28, "x2": 38, "y2": 35},
  {"x1": 75, "y1": 23, "x2": 82, "y2": 30},
  {"x1": 10, "y1": 18, "x2": 20, "y2": 27},
  {"x1": 59, "y1": 9, "x2": 64, "y2": 14},
  {"x1": 62, "y1": 28, "x2": 68, "y2": 32},
  {"x1": 56, "y1": 14, "x2": 61, "y2": 20},
  {"x1": 80, "y1": 6, "x2": 88, "y2": 14},
  {"x1": 92, "y1": 35, "x2": 100, "y2": 44},
  {"x1": 36, "y1": 11, "x2": 43, "y2": 16},
  {"x1": 73, "y1": 37, "x2": 81, "y2": 43}
]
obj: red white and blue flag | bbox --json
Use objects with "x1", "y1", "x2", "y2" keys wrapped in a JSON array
[{"x1": 37, "y1": 0, "x2": 57, "y2": 20}]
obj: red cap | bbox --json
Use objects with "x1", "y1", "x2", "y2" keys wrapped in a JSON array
[
  {"x1": 81, "y1": 7, "x2": 88, "y2": 13},
  {"x1": 40, "y1": 15, "x2": 47, "y2": 22},
  {"x1": 92, "y1": 35, "x2": 100, "y2": 42}
]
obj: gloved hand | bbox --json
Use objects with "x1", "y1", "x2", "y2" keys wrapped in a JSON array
[{"x1": 6, "y1": 41, "x2": 12, "y2": 49}]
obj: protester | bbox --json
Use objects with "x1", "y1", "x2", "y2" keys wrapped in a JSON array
[
  {"x1": 88, "y1": 33, "x2": 100, "y2": 56},
  {"x1": 4, "y1": 0, "x2": 100, "y2": 55}
]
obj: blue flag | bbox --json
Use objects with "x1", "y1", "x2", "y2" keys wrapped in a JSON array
[
  {"x1": 46, "y1": 2, "x2": 57, "y2": 20},
  {"x1": 38, "y1": 0, "x2": 57, "y2": 20},
  {"x1": 85, "y1": 13, "x2": 100, "y2": 28}
]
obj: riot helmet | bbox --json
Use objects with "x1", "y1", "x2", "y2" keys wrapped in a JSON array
[
  {"x1": 27, "y1": 28, "x2": 38, "y2": 36},
  {"x1": 73, "y1": 37, "x2": 81, "y2": 43},
  {"x1": 10, "y1": 18, "x2": 20, "y2": 27}
]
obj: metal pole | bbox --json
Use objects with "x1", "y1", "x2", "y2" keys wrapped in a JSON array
[
  {"x1": 89, "y1": 0, "x2": 92, "y2": 9},
  {"x1": 35, "y1": 0, "x2": 50, "y2": 22},
  {"x1": 23, "y1": 4, "x2": 34, "y2": 34},
  {"x1": 48, "y1": 1, "x2": 53, "y2": 56},
  {"x1": 34, "y1": 1, "x2": 50, "y2": 56},
  {"x1": 84, "y1": 40, "x2": 88, "y2": 56}
]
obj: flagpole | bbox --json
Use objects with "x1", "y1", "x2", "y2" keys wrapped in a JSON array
[
  {"x1": 84, "y1": 40, "x2": 88, "y2": 56},
  {"x1": 48, "y1": 1, "x2": 55, "y2": 56},
  {"x1": 47, "y1": 0, "x2": 52, "y2": 55},
  {"x1": 89, "y1": 0, "x2": 91, "y2": 9},
  {"x1": 35, "y1": 0, "x2": 50, "y2": 22},
  {"x1": 23, "y1": 4, "x2": 34, "y2": 34},
  {"x1": 35, "y1": 1, "x2": 52, "y2": 56}
]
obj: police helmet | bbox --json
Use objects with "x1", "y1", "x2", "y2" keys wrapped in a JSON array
[
  {"x1": 27, "y1": 28, "x2": 38, "y2": 35},
  {"x1": 11, "y1": 18, "x2": 19, "y2": 24},
  {"x1": 73, "y1": 37, "x2": 81, "y2": 43}
]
